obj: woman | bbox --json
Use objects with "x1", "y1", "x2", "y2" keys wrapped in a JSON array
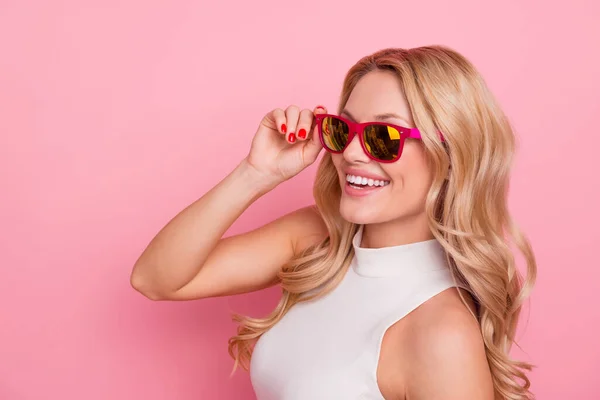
[{"x1": 131, "y1": 45, "x2": 536, "y2": 399}]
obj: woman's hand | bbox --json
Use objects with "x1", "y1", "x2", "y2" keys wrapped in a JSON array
[{"x1": 245, "y1": 105, "x2": 327, "y2": 186}]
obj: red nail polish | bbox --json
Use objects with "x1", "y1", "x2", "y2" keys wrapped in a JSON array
[
  {"x1": 315, "y1": 105, "x2": 325, "y2": 111},
  {"x1": 289, "y1": 133, "x2": 296, "y2": 143},
  {"x1": 298, "y1": 129, "x2": 306, "y2": 139},
  {"x1": 281, "y1": 124, "x2": 287, "y2": 133}
]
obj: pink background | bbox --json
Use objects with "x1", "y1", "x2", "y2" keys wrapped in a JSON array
[{"x1": 1, "y1": 1, "x2": 598, "y2": 399}]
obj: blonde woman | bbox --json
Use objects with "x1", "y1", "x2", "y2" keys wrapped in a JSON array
[{"x1": 131, "y1": 46, "x2": 537, "y2": 400}]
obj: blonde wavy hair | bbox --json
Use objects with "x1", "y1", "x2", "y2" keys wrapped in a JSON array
[{"x1": 229, "y1": 45, "x2": 537, "y2": 400}]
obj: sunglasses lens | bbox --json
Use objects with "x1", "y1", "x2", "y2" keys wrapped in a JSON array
[
  {"x1": 320, "y1": 116, "x2": 403, "y2": 161},
  {"x1": 321, "y1": 116, "x2": 349, "y2": 151},
  {"x1": 363, "y1": 125, "x2": 401, "y2": 161}
]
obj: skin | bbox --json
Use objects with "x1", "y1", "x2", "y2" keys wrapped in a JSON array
[
  {"x1": 332, "y1": 69, "x2": 436, "y2": 248},
  {"x1": 131, "y1": 68, "x2": 495, "y2": 399},
  {"x1": 331, "y1": 69, "x2": 495, "y2": 399}
]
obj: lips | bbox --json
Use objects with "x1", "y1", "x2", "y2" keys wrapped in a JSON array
[
  {"x1": 344, "y1": 179, "x2": 389, "y2": 198},
  {"x1": 342, "y1": 167, "x2": 389, "y2": 182}
]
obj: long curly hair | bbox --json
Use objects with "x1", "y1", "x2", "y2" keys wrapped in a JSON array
[{"x1": 228, "y1": 45, "x2": 537, "y2": 400}]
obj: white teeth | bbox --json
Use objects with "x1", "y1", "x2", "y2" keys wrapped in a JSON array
[{"x1": 345, "y1": 174, "x2": 390, "y2": 187}]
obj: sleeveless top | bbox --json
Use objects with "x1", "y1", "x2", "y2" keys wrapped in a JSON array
[{"x1": 250, "y1": 224, "x2": 470, "y2": 400}]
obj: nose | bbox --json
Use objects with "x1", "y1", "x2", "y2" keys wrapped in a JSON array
[{"x1": 342, "y1": 132, "x2": 370, "y2": 163}]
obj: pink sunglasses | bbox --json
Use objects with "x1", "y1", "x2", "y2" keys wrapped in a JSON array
[{"x1": 314, "y1": 113, "x2": 444, "y2": 163}]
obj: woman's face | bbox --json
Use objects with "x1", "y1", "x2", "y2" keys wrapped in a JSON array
[{"x1": 332, "y1": 70, "x2": 434, "y2": 231}]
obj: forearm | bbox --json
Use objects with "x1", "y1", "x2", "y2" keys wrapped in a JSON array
[{"x1": 130, "y1": 158, "x2": 278, "y2": 296}]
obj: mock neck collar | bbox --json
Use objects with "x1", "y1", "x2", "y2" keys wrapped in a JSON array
[{"x1": 352, "y1": 224, "x2": 449, "y2": 278}]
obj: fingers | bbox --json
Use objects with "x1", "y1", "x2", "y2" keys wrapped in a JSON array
[
  {"x1": 314, "y1": 105, "x2": 327, "y2": 114},
  {"x1": 310, "y1": 105, "x2": 328, "y2": 145},
  {"x1": 296, "y1": 109, "x2": 314, "y2": 141},
  {"x1": 282, "y1": 105, "x2": 300, "y2": 143},
  {"x1": 273, "y1": 105, "x2": 328, "y2": 145},
  {"x1": 272, "y1": 107, "x2": 287, "y2": 136},
  {"x1": 301, "y1": 105, "x2": 327, "y2": 163}
]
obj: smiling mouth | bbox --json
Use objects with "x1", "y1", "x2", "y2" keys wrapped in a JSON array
[
  {"x1": 347, "y1": 181, "x2": 390, "y2": 190},
  {"x1": 345, "y1": 174, "x2": 390, "y2": 189},
  {"x1": 346, "y1": 181, "x2": 389, "y2": 191}
]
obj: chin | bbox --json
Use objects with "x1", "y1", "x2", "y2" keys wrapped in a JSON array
[{"x1": 339, "y1": 201, "x2": 385, "y2": 225}]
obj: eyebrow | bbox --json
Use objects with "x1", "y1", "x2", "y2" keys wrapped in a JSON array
[{"x1": 341, "y1": 109, "x2": 411, "y2": 125}]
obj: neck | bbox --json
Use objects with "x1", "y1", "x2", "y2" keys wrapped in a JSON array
[{"x1": 360, "y1": 212, "x2": 434, "y2": 249}]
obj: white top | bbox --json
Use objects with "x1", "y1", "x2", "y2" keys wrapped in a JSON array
[{"x1": 250, "y1": 224, "x2": 469, "y2": 400}]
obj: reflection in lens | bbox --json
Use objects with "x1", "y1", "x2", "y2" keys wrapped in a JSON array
[
  {"x1": 321, "y1": 117, "x2": 349, "y2": 151},
  {"x1": 364, "y1": 125, "x2": 400, "y2": 161}
]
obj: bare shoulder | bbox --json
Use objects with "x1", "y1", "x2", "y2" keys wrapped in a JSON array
[
  {"x1": 378, "y1": 288, "x2": 494, "y2": 399},
  {"x1": 286, "y1": 204, "x2": 329, "y2": 256},
  {"x1": 405, "y1": 288, "x2": 494, "y2": 399}
]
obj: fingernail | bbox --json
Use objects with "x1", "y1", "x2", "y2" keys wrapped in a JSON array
[
  {"x1": 298, "y1": 129, "x2": 306, "y2": 139},
  {"x1": 289, "y1": 133, "x2": 296, "y2": 143},
  {"x1": 281, "y1": 124, "x2": 287, "y2": 133},
  {"x1": 315, "y1": 105, "x2": 325, "y2": 112}
]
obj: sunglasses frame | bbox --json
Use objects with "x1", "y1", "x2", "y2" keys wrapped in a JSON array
[{"x1": 314, "y1": 113, "x2": 443, "y2": 163}]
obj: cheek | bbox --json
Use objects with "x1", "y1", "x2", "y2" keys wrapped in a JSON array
[
  {"x1": 331, "y1": 154, "x2": 342, "y2": 168},
  {"x1": 331, "y1": 154, "x2": 344, "y2": 177},
  {"x1": 393, "y1": 171, "x2": 431, "y2": 201},
  {"x1": 386, "y1": 146, "x2": 433, "y2": 198}
]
